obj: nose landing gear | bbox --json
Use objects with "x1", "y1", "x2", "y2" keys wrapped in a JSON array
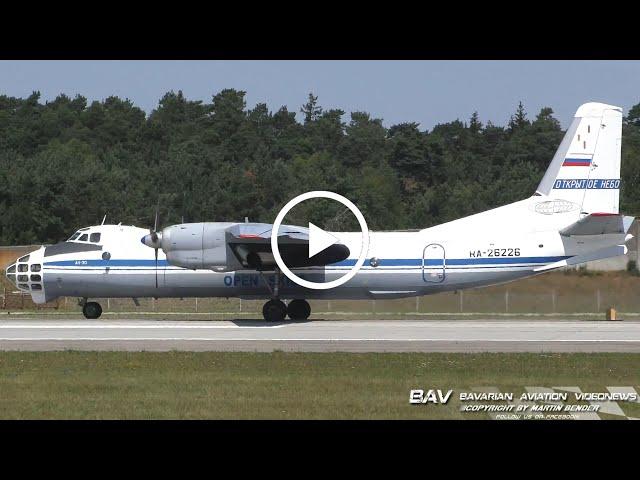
[
  {"x1": 261, "y1": 299, "x2": 311, "y2": 322},
  {"x1": 82, "y1": 301, "x2": 103, "y2": 319}
]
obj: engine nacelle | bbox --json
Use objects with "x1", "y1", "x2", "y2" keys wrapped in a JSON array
[
  {"x1": 161, "y1": 222, "x2": 243, "y2": 271},
  {"x1": 154, "y1": 221, "x2": 349, "y2": 272}
]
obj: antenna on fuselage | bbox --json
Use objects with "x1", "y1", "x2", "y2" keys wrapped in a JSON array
[{"x1": 101, "y1": 214, "x2": 107, "y2": 225}]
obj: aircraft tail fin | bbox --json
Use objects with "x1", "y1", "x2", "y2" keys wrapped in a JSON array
[{"x1": 536, "y1": 102, "x2": 622, "y2": 214}]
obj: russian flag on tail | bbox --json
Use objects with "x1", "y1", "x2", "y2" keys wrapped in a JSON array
[{"x1": 563, "y1": 156, "x2": 592, "y2": 167}]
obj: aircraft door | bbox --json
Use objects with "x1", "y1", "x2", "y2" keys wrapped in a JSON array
[{"x1": 422, "y1": 243, "x2": 445, "y2": 283}]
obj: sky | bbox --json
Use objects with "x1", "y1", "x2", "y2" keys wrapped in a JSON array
[{"x1": 1, "y1": 60, "x2": 639, "y2": 130}]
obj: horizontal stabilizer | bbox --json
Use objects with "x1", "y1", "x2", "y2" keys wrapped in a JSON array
[
  {"x1": 560, "y1": 213, "x2": 634, "y2": 236},
  {"x1": 534, "y1": 244, "x2": 627, "y2": 272}
]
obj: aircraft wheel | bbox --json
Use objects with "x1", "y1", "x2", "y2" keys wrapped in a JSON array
[
  {"x1": 287, "y1": 299, "x2": 311, "y2": 321},
  {"x1": 263, "y1": 299, "x2": 287, "y2": 322},
  {"x1": 82, "y1": 301, "x2": 103, "y2": 319}
]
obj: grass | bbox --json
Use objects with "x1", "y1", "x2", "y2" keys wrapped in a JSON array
[{"x1": 0, "y1": 351, "x2": 638, "y2": 419}]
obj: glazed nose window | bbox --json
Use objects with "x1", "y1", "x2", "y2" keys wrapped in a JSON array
[{"x1": 31, "y1": 264, "x2": 41, "y2": 272}]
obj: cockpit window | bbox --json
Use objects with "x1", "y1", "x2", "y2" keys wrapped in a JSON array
[
  {"x1": 78, "y1": 234, "x2": 88, "y2": 241},
  {"x1": 68, "y1": 232, "x2": 81, "y2": 241},
  {"x1": 90, "y1": 232, "x2": 101, "y2": 243}
]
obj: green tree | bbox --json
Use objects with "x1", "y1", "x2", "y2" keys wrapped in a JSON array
[{"x1": 300, "y1": 93, "x2": 322, "y2": 124}]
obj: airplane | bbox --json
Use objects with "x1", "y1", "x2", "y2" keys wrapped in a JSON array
[{"x1": 5, "y1": 102, "x2": 634, "y2": 322}]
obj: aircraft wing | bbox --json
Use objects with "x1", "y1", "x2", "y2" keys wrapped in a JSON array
[
  {"x1": 560, "y1": 213, "x2": 634, "y2": 236},
  {"x1": 226, "y1": 223, "x2": 350, "y2": 270}
]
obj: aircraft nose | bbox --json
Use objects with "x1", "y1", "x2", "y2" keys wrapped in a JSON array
[
  {"x1": 5, "y1": 251, "x2": 43, "y2": 292},
  {"x1": 5, "y1": 262, "x2": 17, "y2": 286}
]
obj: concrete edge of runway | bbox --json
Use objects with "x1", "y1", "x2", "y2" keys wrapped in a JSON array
[{"x1": 0, "y1": 318, "x2": 639, "y2": 352}]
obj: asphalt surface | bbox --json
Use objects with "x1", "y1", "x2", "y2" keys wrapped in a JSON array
[{"x1": 0, "y1": 319, "x2": 639, "y2": 352}]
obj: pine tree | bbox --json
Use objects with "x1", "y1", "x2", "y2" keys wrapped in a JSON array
[
  {"x1": 300, "y1": 92, "x2": 322, "y2": 124},
  {"x1": 469, "y1": 111, "x2": 482, "y2": 133},
  {"x1": 509, "y1": 101, "x2": 529, "y2": 131}
]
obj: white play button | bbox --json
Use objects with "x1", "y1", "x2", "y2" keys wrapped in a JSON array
[
  {"x1": 308, "y1": 222, "x2": 339, "y2": 258},
  {"x1": 271, "y1": 191, "x2": 370, "y2": 290}
]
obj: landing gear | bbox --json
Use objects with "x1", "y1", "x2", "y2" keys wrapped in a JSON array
[
  {"x1": 287, "y1": 299, "x2": 311, "y2": 321},
  {"x1": 259, "y1": 268, "x2": 311, "y2": 322},
  {"x1": 262, "y1": 299, "x2": 287, "y2": 322},
  {"x1": 261, "y1": 299, "x2": 311, "y2": 322},
  {"x1": 82, "y1": 301, "x2": 103, "y2": 319}
]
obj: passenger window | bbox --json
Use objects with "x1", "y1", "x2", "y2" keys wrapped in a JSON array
[
  {"x1": 31, "y1": 264, "x2": 41, "y2": 272},
  {"x1": 79, "y1": 234, "x2": 88, "y2": 241},
  {"x1": 90, "y1": 233, "x2": 101, "y2": 243}
]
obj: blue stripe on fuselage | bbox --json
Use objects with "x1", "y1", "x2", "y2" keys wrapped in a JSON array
[
  {"x1": 44, "y1": 256, "x2": 571, "y2": 268},
  {"x1": 44, "y1": 259, "x2": 170, "y2": 267},
  {"x1": 331, "y1": 256, "x2": 569, "y2": 267}
]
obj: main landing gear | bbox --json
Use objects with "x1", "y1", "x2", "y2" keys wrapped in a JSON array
[
  {"x1": 262, "y1": 299, "x2": 311, "y2": 322},
  {"x1": 259, "y1": 268, "x2": 311, "y2": 322},
  {"x1": 81, "y1": 300, "x2": 103, "y2": 319}
]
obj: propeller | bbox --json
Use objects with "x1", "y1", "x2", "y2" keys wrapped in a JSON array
[
  {"x1": 141, "y1": 207, "x2": 162, "y2": 288},
  {"x1": 152, "y1": 209, "x2": 159, "y2": 288}
]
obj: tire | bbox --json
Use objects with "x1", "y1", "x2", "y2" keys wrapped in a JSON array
[
  {"x1": 287, "y1": 299, "x2": 311, "y2": 321},
  {"x1": 82, "y1": 301, "x2": 103, "y2": 319},
  {"x1": 262, "y1": 299, "x2": 287, "y2": 322}
]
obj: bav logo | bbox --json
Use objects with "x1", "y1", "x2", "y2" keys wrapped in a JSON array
[{"x1": 409, "y1": 389, "x2": 453, "y2": 405}]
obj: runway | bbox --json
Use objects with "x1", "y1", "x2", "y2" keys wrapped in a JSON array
[{"x1": 0, "y1": 319, "x2": 639, "y2": 352}]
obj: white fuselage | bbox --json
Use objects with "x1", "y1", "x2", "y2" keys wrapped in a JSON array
[{"x1": 11, "y1": 195, "x2": 628, "y2": 304}]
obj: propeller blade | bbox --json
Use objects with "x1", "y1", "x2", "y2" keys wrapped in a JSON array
[{"x1": 155, "y1": 247, "x2": 158, "y2": 288}]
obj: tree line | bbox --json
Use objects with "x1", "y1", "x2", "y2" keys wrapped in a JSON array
[{"x1": 1, "y1": 90, "x2": 640, "y2": 245}]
